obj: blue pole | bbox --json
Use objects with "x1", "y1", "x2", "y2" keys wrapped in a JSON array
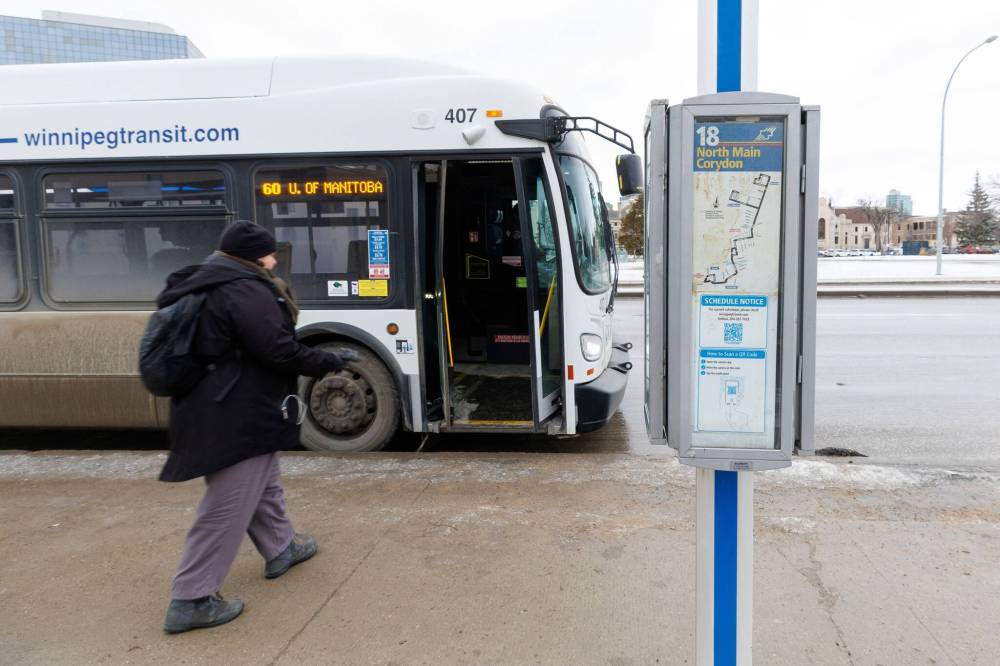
[
  {"x1": 713, "y1": 470, "x2": 739, "y2": 665},
  {"x1": 711, "y1": 2, "x2": 751, "y2": 665},
  {"x1": 716, "y1": 0, "x2": 742, "y2": 92}
]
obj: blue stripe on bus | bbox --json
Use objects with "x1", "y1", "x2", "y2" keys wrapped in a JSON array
[
  {"x1": 714, "y1": 469, "x2": 738, "y2": 666},
  {"x1": 716, "y1": 0, "x2": 742, "y2": 92},
  {"x1": 84, "y1": 185, "x2": 224, "y2": 194}
]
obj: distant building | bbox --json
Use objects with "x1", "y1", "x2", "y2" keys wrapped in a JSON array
[
  {"x1": 885, "y1": 189, "x2": 913, "y2": 216},
  {"x1": 818, "y1": 198, "x2": 960, "y2": 251},
  {"x1": 817, "y1": 198, "x2": 854, "y2": 250},
  {"x1": 817, "y1": 199, "x2": 878, "y2": 250},
  {"x1": 607, "y1": 200, "x2": 622, "y2": 223},
  {"x1": 1, "y1": 11, "x2": 203, "y2": 65},
  {"x1": 889, "y1": 214, "x2": 959, "y2": 248}
]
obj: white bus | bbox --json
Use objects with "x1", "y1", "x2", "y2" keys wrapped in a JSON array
[{"x1": 0, "y1": 56, "x2": 637, "y2": 452}]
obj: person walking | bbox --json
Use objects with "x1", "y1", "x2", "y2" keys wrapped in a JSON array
[{"x1": 156, "y1": 221, "x2": 354, "y2": 634}]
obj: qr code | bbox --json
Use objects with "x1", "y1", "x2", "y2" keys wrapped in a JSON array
[{"x1": 724, "y1": 322, "x2": 743, "y2": 344}]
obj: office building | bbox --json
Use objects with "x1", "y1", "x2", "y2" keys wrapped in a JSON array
[
  {"x1": 885, "y1": 189, "x2": 913, "y2": 216},
  {"x1": 1, "y1": 11, "x2": 202, "y2": 65}
]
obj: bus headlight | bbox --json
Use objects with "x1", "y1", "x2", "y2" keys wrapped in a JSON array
[{"x1": 580, "y1": 334, "x2": 603, "y2": 361}]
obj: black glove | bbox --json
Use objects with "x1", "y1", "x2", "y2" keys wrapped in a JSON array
[{"x1": 338, "y1": 348, "x2": 361, "y2": 363}]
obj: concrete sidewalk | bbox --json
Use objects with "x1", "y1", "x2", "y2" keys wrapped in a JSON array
[{"x1": 2, "y1": 451, "x2": 998, "y2": 665}]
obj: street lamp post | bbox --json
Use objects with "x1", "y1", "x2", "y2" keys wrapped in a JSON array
[{"x1": 936, "y1": 35, "x2": 997, "y2": 275}]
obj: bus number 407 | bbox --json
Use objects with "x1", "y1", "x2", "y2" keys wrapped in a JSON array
[{"x1": 445, "y1": 108, "x2": 477, "y2": 123}]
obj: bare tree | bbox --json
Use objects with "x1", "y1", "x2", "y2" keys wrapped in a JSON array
[
  {"x1": 857, "y1": 198, "x2": 895, "y2": 252},
  {"x1": 986, "y1": 173, "x2": 1000, "y2": 211}
]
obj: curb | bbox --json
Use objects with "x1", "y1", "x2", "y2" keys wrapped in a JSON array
[{"x1": 816, "y1": 287, "x2": 1000, "y2": 297}]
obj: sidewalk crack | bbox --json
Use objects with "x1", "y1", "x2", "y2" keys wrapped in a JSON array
[{"x1": 778, "y1": 541, "x2": 854, "y2": 665}]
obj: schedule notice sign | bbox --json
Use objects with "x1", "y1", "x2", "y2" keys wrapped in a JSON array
[{"x1": 696, "y1": 295, "x2": 768, "y2": 434}]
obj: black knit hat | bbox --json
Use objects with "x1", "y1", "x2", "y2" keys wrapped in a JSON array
[{"x1": 218, "y1": 221, "x2": 277, "y2": 261}]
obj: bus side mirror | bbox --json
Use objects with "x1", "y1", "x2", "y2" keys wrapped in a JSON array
[{"x1": 616, "y1": 154, "x2": 643, "y2": 196}]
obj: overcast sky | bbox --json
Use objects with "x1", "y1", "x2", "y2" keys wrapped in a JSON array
[{"x1": 10, "y1": 1, "x2": 1000, "y2": 213}]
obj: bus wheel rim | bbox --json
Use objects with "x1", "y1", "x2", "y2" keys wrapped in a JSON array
[{"x1": 309, "y1": 372, "x2": 374, "y2": 435}]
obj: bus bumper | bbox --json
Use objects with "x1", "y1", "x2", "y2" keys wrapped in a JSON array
[{"x1": 575, "y1": 345, "x2": 632, "y2": 433}]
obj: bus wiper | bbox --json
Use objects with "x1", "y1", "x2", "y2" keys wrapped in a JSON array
[
  {"x1": 607, "y1": 229, "x2": 620, "y2": 314},
  {"x1": 599, "y1": 193, "x2": 619, "y2": 313}
]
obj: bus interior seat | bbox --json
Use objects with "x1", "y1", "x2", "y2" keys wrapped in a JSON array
[
  {"x1": 150, "y1": 247, "x2": 210, "y2": 275},
  {"x1": 149, "y1": 222, "x2": 217, "y2": 275},
  {"x1": 346, "y1": 239, "x2": 369, "y2": 278}
]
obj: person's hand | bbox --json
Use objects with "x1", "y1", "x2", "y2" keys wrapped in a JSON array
[{"x1": 338, "y1": 348, "x2": 361, "y2": 363}]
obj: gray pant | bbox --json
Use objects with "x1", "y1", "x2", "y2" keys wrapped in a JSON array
[{"x1": 171, "y1": 452, "x2": 295, "y2": 600}]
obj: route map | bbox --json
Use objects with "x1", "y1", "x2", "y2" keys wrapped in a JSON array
[{"x1": 703, "y1": 173, "x2": 772, "y2": 285}]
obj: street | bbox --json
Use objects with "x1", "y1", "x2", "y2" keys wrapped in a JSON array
[
  {"x1": 5, "y1": 296, "x2": 998, "y2": 470},
  {"x1": 814, "y1": 296, "x2": 1000, "y2": 467},
  {"x1": 608, "y1": 295, "x2": 1000, "y2": 467}
]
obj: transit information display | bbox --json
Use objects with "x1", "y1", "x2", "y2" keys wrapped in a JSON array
[{"x1": 690, "y1": 118, "x2": 785, "y2": 450}]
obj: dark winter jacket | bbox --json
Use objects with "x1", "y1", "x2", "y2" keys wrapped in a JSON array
[{"x1": 156, "y1": 254, "x2": 343, "y2": 482}]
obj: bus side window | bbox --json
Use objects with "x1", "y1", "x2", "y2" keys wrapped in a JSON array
[
  {"x1": 39, "y1": 169, "x2": 229, "y2": 304},
  {"x1": 252, "y1": 162, "x2": 391, "y2": 302},
  {"x1": 0, "y1": 174, "x2": 21, "y2": 303}
]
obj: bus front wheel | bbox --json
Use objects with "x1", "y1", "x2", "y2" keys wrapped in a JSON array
[{"x1": 299, "y1": 342, "x2": 400, "y2": 452}]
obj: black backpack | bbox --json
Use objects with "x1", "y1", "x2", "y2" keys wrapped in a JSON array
[{"x1": 138, "y1": 292, "x2": 209, "y2": 397}]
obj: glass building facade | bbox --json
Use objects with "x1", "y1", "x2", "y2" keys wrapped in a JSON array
[
  {"x1": 1, "y1": 14, "x2": 202, "y2": 65},
  {"x1": 885, "y1": 189, "x2": 913, "y2": 216}
]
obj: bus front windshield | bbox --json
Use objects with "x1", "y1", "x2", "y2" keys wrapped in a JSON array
[{"x1": 560, "y1": 154, "x2": 612, "y2": 293}]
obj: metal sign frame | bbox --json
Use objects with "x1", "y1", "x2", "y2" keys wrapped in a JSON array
[
  {"x1": 664, "y1": 92, "x2": 812, "y2": 471},
  {"x1": 798, "y1": 105, "x2": 821, "y2": 456},
  {"x1": 643, "y1": 99, "x2": 669, "y2": 446}
]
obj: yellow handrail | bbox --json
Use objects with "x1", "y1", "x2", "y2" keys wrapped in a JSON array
[
  {"x1": 539, "y1": 274, "x2": 557, "y2": 337},
  {"x1": 442, "y1": 277, "x2": 454, "y2": 368}
]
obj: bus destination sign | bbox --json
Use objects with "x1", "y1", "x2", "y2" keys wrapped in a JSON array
[{"x1": 259, "y1": 179, "x2": 385, "y2": 198}]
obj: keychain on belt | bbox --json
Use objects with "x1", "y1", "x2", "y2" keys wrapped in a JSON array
[{"x1": 280, "y1": 395, "x2": 306, "y2": 425}]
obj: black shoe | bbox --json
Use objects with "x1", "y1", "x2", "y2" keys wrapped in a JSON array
[
  {"x1": 265, "y1": 533, "x2": 318, "y2": 579},
  {"x1": 164, "y1": 594, "x2": 243, "y2": 634}
]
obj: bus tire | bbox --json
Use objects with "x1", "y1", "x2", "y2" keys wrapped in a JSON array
[{"x1": 299, "y1": 342, "x2": 399, "y2": 453}]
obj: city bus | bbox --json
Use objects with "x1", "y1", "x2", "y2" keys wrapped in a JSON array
[{"x1": 0, "y1": 56, "x2": 635, "y2": 452}]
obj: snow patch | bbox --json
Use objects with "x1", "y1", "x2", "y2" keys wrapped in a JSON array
[
  {"x1": 763, "y1": 460, "x2": 1000, "y2": 491},
  {"x1": 764, "y1": 460, "x2": 922, "y2": 490},
  {"x1": 0, "y1": 452, "x2": 166, "y2": 479},
  {"x1": 765, "y1": 516, "x2": 817, "y2": 534}
]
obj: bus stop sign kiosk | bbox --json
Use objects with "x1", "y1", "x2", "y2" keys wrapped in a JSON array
[{"x1": 646, "y1": 92, "x2": 819, "y2": 470}]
